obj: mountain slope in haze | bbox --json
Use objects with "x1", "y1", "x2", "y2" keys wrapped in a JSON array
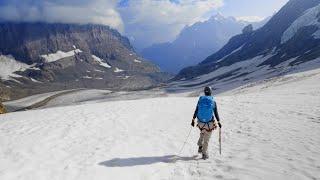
[
  {"x1": 173, "y1": 0, "x2": 320, "y2": 91},
  {"x1": 0, "y1": 22, "x2": 169, "y2": 100},
  {"x1": 141, "y1": 14, "x2": 250, "y2": 73}
]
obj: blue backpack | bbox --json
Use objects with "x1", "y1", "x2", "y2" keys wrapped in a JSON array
[{"x1": 197, "y1": 96, "x2": 215, "y2": 123}]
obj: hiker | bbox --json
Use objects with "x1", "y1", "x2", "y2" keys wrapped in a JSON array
[{"x1": 191, "y1": 86, "x2": 221, "y2": 160}]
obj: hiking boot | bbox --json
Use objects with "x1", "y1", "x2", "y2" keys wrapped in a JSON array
[
  {"x1": 198, "y1": 146, "x2": 203, "y2": 153},
  {"x1": 202, "y1": 153, "x2": 209, "y2": 160}
]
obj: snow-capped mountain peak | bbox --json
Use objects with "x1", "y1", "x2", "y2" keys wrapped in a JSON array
[{"x1": 173, "y1": 0, "x2": 320, "y2": 94}]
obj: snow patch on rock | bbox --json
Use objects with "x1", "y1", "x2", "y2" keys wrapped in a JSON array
[
  {"x1": 312, "y1": 29, "x2": 320, "y2": 39},
  {"x1": 92, "y1": 55, "x2": 111, "y2": 68},
  {"x1": 82, "y1": 76, "x2": 93, "y2": 79},
  {"x1": 0, "y1": 55, "x2": 33, "y2": 80},
  {"x1": 114, "y1": 67, "x2": 124, "y2": 73},
  {"x1": 134, "y1": 59, "x2": 142, "y2": 63},
  {"x1": 281, "y1": 4, "x2": 320, "y2": 44},
  {"x1": 94, "y1": 69, "x2": 104, "y2": 73},
  {"x1": 31, "y1": 78, "x2": 42, "y2": 83},
  {"x1": 217, "y1": 44, "x2": 244, "y2": 63},
  {"x1": 41, "y1": 49, "x2": 82, "y2": 63},
  {"x1": 118, "y1": 75, "x2": 130, "y2": 79}
]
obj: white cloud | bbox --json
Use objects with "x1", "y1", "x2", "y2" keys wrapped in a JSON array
[
  {"x1": 119, "y1": 0, "x2": 224, "y2": 50},
  {"x1": 236, "y1": 16, "x2": 265, "y2": 22},
  {"x1": 0, "y1": 0, "x2": 124, "y2": 32}
]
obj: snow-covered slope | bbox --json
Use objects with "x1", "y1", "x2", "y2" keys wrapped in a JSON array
[
  {"x1": 0, "y1": 68, "x2": 319, "y2": 180},
  {"x1": 282, "y1": 4, "x2": 320, "y2": 43},
  {"x1": 0, "y1": 55, "x2": 34, "y2": 80},
  {"x1": 169, "y1": 53, "x2": 320, "y2": 95},
  {"x1": 174, "y1": 0, "x2": 320, "y2": 94}
]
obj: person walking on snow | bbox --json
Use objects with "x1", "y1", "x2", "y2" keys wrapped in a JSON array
[{"x1": 191, "y1": 86, "x2": 221, "y2": 160}]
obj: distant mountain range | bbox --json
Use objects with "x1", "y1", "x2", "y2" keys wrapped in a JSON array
[
  {"x1": 0, "y1": 23, "x2": 170, "y2": 100},
  {"x1": 171, "y1": 0, "x2": 320, "y2": 93},
  {"x1": 141, "y1": 14, "x2": 268, "y2": 73}
]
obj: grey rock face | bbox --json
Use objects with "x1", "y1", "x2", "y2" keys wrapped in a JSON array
[
  {"x1": 0, "y1": 22, "x2": 169, "y2": 100},
  {"x1": 242, "y1": 25, "x2": 253, "y2": 34}
]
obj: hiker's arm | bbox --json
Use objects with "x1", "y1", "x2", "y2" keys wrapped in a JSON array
[
  {"x1": 214, "y1": 102, "x2": 222, "y2": 128},
  {"x1": 193, "y1": 106, "x2": 198, "y2": 120},
  {"x1": 214, "y1": 103, "x2": 220, "y2": 122},
  {"x1": 191, "y1": 105, "x2": 198, "y2": 127}
]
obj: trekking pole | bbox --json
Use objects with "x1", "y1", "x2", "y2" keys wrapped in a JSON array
[
  {"x1": 219, "y1": 127, "x2": 222, "y2": 155},
  {"x1": 177, "y1": 126, "x2": 193, "y2": 156}
]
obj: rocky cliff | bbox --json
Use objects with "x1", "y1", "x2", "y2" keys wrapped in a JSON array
[{"x1": 0, "y1": 22, "x2": 169, "y2": 100}]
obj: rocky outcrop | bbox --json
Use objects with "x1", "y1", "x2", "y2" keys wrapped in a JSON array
[
  {"x1": 0, "y1": 23, "x2": 169, "y2": 100},
  {"x1": 0, "y1": 102, "x2": 6, "y2": 114}
]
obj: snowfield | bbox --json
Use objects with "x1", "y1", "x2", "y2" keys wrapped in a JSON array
[
  {"x1": 0, "y1": 69, "x2": 320, "y2": 180},
  {"x1": 40, "y1": 49, "x2": 82, "y2": 63}
]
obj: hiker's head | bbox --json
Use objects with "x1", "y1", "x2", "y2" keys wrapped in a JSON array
[{"x1": 204, "y1": 86, "x2": 212, "y2": 96}]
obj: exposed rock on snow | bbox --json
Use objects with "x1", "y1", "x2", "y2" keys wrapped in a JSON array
[
  {"x1": 0, "y1": 102, "x2": 6, "y2": 114},
  {"x1": 40, "y1": 49, "x2": 82, "y2": 63}
]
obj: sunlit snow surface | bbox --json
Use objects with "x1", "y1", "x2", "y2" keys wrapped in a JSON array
[{"x1": 0, "y1": 68, "x2": 319, "y2": 180}]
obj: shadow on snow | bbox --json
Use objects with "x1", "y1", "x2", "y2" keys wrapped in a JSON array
[{"x1": 98, "y1": 155, "x2": 199, "y2": 167}]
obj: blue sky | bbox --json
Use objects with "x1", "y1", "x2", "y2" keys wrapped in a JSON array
[
  {"x1": 118, "y1": 0, "x2": 289, "y2": 21},
  {"x1": 219, "y1": 0, "x2": 289, "y2": 21},
  {"x1": 0, "y1": 0, "x2": 289, "y2": 49}
]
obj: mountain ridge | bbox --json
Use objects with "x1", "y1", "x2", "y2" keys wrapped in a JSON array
[
  {"x1": 174, "y1": 0, "x2": 320, "y2": 81},
  {"x1": 0, "y1": 22, "x2": 169, "y2": 100},
  {"x1": 141, "y1": 14, "x2": 251, "y2": 73}
]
